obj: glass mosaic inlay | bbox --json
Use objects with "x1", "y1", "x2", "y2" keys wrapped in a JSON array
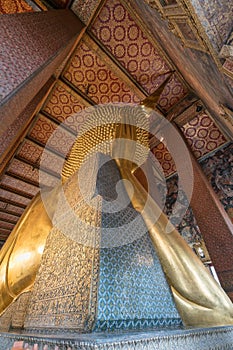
[{"x1": 93, "y1": 156, "x2": 182, "y2": 331}]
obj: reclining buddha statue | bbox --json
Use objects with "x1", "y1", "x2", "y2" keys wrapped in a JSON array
[{"x1": 0, "y1": 103, "x2": 232, "y2": 331}]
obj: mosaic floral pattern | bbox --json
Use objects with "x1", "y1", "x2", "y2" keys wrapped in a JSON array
[
  {"x1": 63, "y1": 37, "x2": 141, "y2": 105},
  {"x1": 91, "y1": 0, "x2": 170, "y2": 93},
  {"x1": 25, "y1": 168, "x2": 102, "y2": 332},
  {"x1": 95, "y1": 235, "x2": 182, "y2": 331},
  {"x1": 18, "y1": 140, "x2": 64, "y2": 178},
  {"x1": 7, "y1": 159, "x2": 56, "y2": 188},
  {"x1": 42, "y1": 81, "x2": 89, "y2": 133},
  {"x1": 157, "y1": 74, "x2": 188, "y2": 112},
  {"x1": 200, "y1": 142, "x2": 233, "y2": 223},
  {"x1": 181, "y1": 113, "x2": 227, "y2": 158},
  {"x1": 29, "y1": 114, "x2": 75, "y2": 157},
  {"x1": 0, "y1": 0, "x2": 33, "y2": 14},
  {"x1": 151, "y1": 142, "x2": 176, "y2": 178},
  {"x1": 91, "y1": 0, "x2": 188, "y2": 110},
  {"x1": 94, "y1": 156, "x2": 181, "y2": 331}
]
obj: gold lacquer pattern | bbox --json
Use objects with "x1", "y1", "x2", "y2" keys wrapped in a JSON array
[
  {"x1": 25, "y1": 170, "x2": 102, "y2": 332},
  {"x1": 11, "y1": 292, "x2": 31, "y2": 329},
  {"x1": 0, "y1": 0, "x2": 33, "y2": 14},
  {"x1": 0, "y1": 301, "x2": 15, "y2": 331}
]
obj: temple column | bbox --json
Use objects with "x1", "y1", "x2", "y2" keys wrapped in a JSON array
[
  {"x1": 0, "y1": 9, "x2": 85, "y2": 138},
  {"x1": 171, "y1": 122, "x2": 233, "y2": 301}
]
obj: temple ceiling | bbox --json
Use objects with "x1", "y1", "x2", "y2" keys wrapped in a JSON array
[{"x1": 0, "y1": 0, "x2": 231, "y2": 246}]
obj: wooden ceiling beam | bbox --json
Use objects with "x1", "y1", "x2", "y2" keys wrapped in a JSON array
[
  {"x1": 26, "y1": 135, "x2": 67, "y2": 162},
  {"x1": 40, "y1": 110, "x2": 78, "y2": 137},
  {"x1": 0, "y1": 217, "x2": 18, "y2": 225},
  {"x1": 0, "y1": 197, "x2": 27, "y2": 209},
  {"x1": 5, "y1": 171, "x2": 39, "y2": 188},
  {"x1": 14, "y1": 155, "x2": 61, "y2": 180},
  {"x1": 0, "y1": 208, "x2": 21, "y2": 218},
  {"x1": 61, "y1": 76, "x2": 96, "y2": 107},
  {"x1": 0, "y1": 184, "x2": 34, "y2": 200}
]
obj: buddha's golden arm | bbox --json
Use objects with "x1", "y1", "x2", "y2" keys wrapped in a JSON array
[
  {"x1": 0, "y1": 187, "x2": 59, "y2": 316},
  {"x1": 112, "y1": 118, "x2": 233, "y2": 327}
]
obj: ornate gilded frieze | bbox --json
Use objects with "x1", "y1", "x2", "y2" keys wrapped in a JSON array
[
  {"x1": 220, "y1": 30, "x2": 233, "y2": 83},
  {"x1": 145, "y1": 0, "x2": 209, "y2": 52},
  {"x1": 24, "y1": 162, "x2": 102, "y2": 332},
  {"x1": 219, "y1": 104, "x2": 233, "y2": 128}
]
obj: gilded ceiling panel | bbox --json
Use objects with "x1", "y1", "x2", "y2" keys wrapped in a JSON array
[
  {"x1": 91, "y1": 0, "x2": 188, "y2": 111},
  {"x1": 0, "y1": 0, "x2": 33, "y2": 14},
  {"x1": 151, "y1": 142, "x2": 176, "y2": 178},
  {"x1": 157, "y1": 74, "x2": 188, "y2": 112},
  {"x1": 17, "y1": 140, "x2": 44, "y2": 163},
  {"x1": 42, "y1": 81, "x2": 90, "y2": 133},
  {"x1": 63, "y1": 36, "x2": 142, "y2": 105},
  {"x1": 29, "y1": 114, "x2": 75, "y2": 157},
  {"x1": 181, "y1": 113, "x2": 227, "y2": 158},
  {"x1": 91, "y1": 0, "x2": 170, "y2": 93}
]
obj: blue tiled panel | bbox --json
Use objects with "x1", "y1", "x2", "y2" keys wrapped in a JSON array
[
  {"x1": 94, "y1": 155, "x2": 182, "y2": 331},
  {"x1": 94, "y1": 233, "x2": 182, "y2": 331}
]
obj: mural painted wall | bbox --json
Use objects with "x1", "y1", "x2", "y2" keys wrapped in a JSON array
[
  {"x1": 190, "y1": 0, "x2": 233, "y2": 51},
  {"x1": 164, "y1": 142, "x2": 233, "y2": 247},
  {"x1": 163, "y1": 174, "x2": 202, "y2": 247},
  {"x1": 200, "y1": 142, "x2": 233, "y2": 223}
]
